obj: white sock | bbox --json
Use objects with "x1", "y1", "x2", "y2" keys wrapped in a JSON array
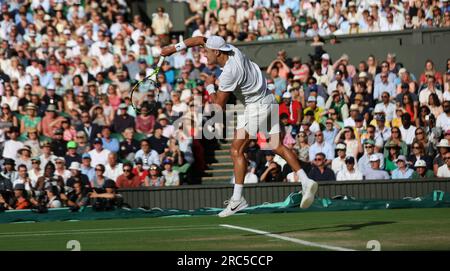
[
  {"x1": 232, "y1": 184, "x2": 243, "y2": 201},
  {"x1": 296, "y1": 169, "x2": 308, "y2": 180}
]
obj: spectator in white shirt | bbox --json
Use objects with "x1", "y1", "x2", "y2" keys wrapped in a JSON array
[
  {"x1": 436, "y1": 101, "x2": 450, "y2": 132},
  {"x1": 104, "y1": 153, "x2": 123, "y2": 182},
  {"x1": 399, "y1": 113, "x2": 416, "y2": 146},
  {"x1": 98, "y1": 43, "x2": 114, "y2": 69},
  {"x1": 437, "y1": 153, "x2": 450, "y2": 178},
  {"x1": 419, "y1": 76, "x2": 443, "y2": 106},
  {"x1": 2, "y1": 127, "x2": 23, "y2": 161},
  {"x1": 336, "y1": 156, "x2": 364, "y2": 181},
  {"x1": 380, "y1": 12, "x2": 402, "y2": 31},
  {"x1": 331, "y1": 143, "x2": 347, "y2": 174},
  {"x1": 374, "y1": 91, "x2": 396, "y2": 121},
  {"x1": 88, "y1": 138, "x2": 111, "y2": 169}
]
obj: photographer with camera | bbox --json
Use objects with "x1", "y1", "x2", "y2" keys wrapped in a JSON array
[
  {"x1": 1, "y1": 158, "x2": 18, "y2": 184},
  {"x1": 89, "y1": 178, "x2": 122, "y2": 211},
  {"x1": 0, "y1": 184, "x2": 31, "y2": 210},
  {"x1": 66, "y1": 180, "x2": 90, "y2": 210}
]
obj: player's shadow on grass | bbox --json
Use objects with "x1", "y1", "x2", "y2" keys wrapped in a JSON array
[{"x1": 264, "y1": 221, "x2": 397, "y2": 235}]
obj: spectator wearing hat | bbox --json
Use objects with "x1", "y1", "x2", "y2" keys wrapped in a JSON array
[
  {"x1": 54, "y1": 157, "x2": 71, "y2": 182},
  {"x1": 383, "y1": 126, "x2": 408, "y2": 156},
  {"x1": 434, "y1": 139, "x2": 450, "y2": 175},
  {"x1": 303, "y1": 96, "x2": 324, "y2": 124},
  {"x1": 279, "y1": 91, "x2": 302, "y2": 126},
  {"x1": 64, "y1": 141, "x2": 81, "y2": 168},
  {"x1": 157, "y1": 113, "x2": 175, "y2": 139},
  {"x1": 20, "y1": 103, "x2": 41, "y2": 136},
  {"x1": 80, "y1": 153, "x2": 95, "y2": 183},
  {"x1": 309, "y1": 130, "x2": 334, "y2": 165},
  {"x1": 373, "y1": 111, "x2": 391, "y2": 143},
  {"x1": 336, "y1": 156, "x2": 363, "y2": 181},
  {"x1": 391, "y1": 155, "x2": 414, "y2": 179},
  {"x1": 88, "y1": 138, "x2": 111, "y2": 169},
  {"x1": 412, "y1": 160, "x2": 435, "y2": 179},
  {"x1": 331, "y1": 143, "x2": 347, "y2": 174},
  {"x1": 358, "y1": 139, "x2": 385, "y2": 175},
  {"x1": 40, "y1": 104, "x2": 65, "y2": 138},
  {"x1": 385, "y1": 141, "x2": 404, "y2": 174},
  {"x1": 334, "y1": 126, "x2": 360, "y2": 159},
  {"x1": 66, "y1": 161, "x2": 90, "y2": 188},
  {"x1": 132, "y1": 158, "x2": 149, "y2": 183},
  {"x1": 16, "y1": 145, "x2": 32, "y2": 170},
  {"x1": 365, "y1": 154, "x2": 390, "y2": 180},
  {"x1": 162, "y1": 159, "x2": 180, "y2": 186},
  {"x1": 24, "y1": 128, "x2": 41, "y2": 157},
  {"x1": 112, "y1": 103, "x2": 135, "y2": 134},
  {"x1": 2, "y1": 127, "x2": 23, "y2": 161},
  {"x1": 437, "y1": 152, "x2": 450, "y2": 178},
  {"x1": 42, "y1": 84, "x2": 63, "y2": 111},
  {"x1": 38, "y1": 141, "x2": 57, "y2": 171},
  {"x1": 28, "y1": 157, "x2": 43, "y2": 187},
  {"x1": 50, "y1": 128, "x2": 68, "y2": 157},
  {"x1": 308, "y1": 152, "x2": 336, "y2": 182},
  {"x1": 343, "y1": 104, "x2": 361, "y2": 128}
]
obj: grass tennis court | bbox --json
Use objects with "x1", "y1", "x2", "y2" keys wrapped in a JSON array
[{"x1": 1, "y1": 208, "x2": 449, "y2": 251}]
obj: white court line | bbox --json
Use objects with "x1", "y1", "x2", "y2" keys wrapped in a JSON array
[
  {"x1": 0, "y1": 225, "x2": 218, "y2": 238},
  {"x1": 220, "y1": 224, "x2": 356, "y2": 251}
]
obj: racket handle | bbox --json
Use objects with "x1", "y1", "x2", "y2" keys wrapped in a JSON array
[{"x1": 157, "y1": 56, "x2": 165, "y2": 67}]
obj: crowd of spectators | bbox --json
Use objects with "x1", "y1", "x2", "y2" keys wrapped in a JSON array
[
  {"x1": 0, "y1": 0, "x2": 449, "y2": 211},
  {"x1": 239, "y1": 50, "x2": 450, "y2": 184},
  {"x1": 185, "y1": 0, "x2": 450, "y2": 42}
]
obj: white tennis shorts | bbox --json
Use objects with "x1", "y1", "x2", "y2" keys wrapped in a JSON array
[{"x1": 235, "y1": 94, "x2": 280, "y2": 137}]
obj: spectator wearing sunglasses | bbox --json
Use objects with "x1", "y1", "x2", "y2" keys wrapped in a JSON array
[
  {"x1": 116, "y1": 163, "x2": 143, "y2": 188},
  {"x1": 308, "y1": 153, "x2": 336, "y2": 182}
]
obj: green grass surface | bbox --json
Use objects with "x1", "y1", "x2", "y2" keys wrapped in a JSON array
[{"x1": 1, "y1": 208, "x2": 449, "y2": 251}]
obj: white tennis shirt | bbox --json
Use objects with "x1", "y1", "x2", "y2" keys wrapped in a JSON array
[{"x1": 218, "y1": 44, "x2": 270, "y2": 105}]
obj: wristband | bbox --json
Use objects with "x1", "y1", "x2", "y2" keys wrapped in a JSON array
[
  {"x1": 175, "y1": 41, "x2": 186, "y2": 52},
  {"x1": 206, "y1": 84, "x2": 216, "y2": 95}
]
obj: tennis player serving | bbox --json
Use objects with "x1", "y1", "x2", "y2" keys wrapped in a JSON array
[{"x1": 161, "y1": 36, "x2": 318, "y2": 217}]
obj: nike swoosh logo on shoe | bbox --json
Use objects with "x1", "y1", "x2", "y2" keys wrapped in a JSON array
[{"x1": 230, "y1": 203, "x2": 242, "y2": 211}]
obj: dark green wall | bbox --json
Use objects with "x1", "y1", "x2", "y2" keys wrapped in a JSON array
[{"x1": 119, "y1": 179, "x2": 450, "y2": 208}]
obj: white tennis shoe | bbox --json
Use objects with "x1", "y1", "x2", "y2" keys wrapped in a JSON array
[
  {"x1": 218, "y1": 197, "x2": 248, "y2": 218},
  {"x1": 297, "y1": 170, "x2": 318, "y2": 209}
]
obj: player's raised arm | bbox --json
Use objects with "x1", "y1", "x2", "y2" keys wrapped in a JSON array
[{"x1": 160, "y1": 36, "x2": 207, "y2": 57}]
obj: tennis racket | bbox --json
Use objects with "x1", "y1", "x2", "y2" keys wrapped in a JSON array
[{"x1": 129, "y1": 56, "x2": 165, "y2": 113}]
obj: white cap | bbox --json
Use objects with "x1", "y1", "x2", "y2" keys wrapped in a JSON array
[
  {"x1": 69, "y1": 161, "x2": 81, "y2": 171},
  {"x1": 348, "y1": 1, "x2": 356, "y2": 7},
  {"x1": 414, "y1": 160, "x2": 427, "y2": 168},
  {"x1": 373, "y1": 107, "x2": 383, "y2": 114},
  {"x1": 205, "y1": 36, "x2": 232, "y2": 52},
  {"x1": 282, "y1": 92, "x2": 292, "y2": 99},
  {"x1": 359, "y1": 72, "x2": 368, "y2": 78},
  {"x1": 437, "y1": 139, "x2": 449, "y2": 148},
  {"x1": 307, "y1": 96, "x2": 316, "y2": 102},
  {"x1": 44, "y1": 14, "x2": 52, "y2": 21},
  {"x1": 321, "y1": 53, "x2": 330, "y2": 60},
  {"x1": 369, "y1": 154, "x2": 380, "y2": 162},
  {"x1": 395, "y1": 155, "x2": 407, "y2": 163},
  {"x1": 267, "y1": 83, "x2": 275, "y2": 91},
  {"x1": 99, "y1": 42, "x2": 108, "y2": 48},
  {"x1": 63, "y1": 29, "x2": 71, "y2": 35},
  {"x1": 336, "y1": 143, "x2": 346, "y2": 150},
  {"x1": 398, "y1": 68, "x2": 407, "y2": 76},
  {"x1": 55, "y1": 157, "x2": 65, "y2": 162}
]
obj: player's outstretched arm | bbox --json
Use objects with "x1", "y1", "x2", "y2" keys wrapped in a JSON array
[{"x1": 161, "y1": 36, "x2": 207, "y2": 57}]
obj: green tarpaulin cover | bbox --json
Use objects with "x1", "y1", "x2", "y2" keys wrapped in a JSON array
[{"x1": 1, "y1": 190, "x2": 449, "y2": 224}]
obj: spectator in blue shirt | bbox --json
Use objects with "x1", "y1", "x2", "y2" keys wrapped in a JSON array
[
  {"x1": 80, "y1": 153, "x2": 95, "y2": 183},
  {"x1": 309, "y1": 130, "x2": 334, "y2": 166},
  {"x1": 391, "y1": 155, "x2": 414, "y2": 179},
  {"x1": 101, "y1": 126, "x2": 120, "y2": 153},
  {"x1": 374, "y1": 72, "x2": 396, "y2": 101}
]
